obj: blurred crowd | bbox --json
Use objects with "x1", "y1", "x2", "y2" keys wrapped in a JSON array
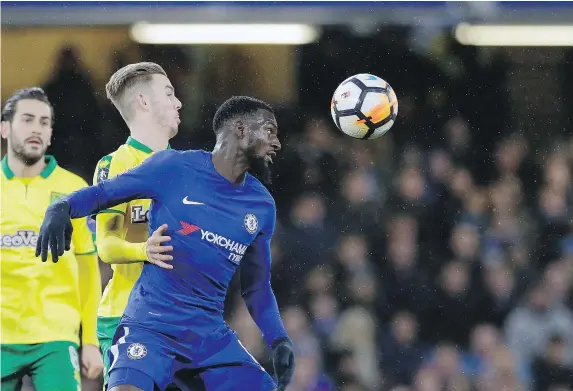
[
  {"x1": 7, "y1": 30, "x2": 573, "y2": 391},
  {"x1": 257, "y1": 117, "x2": 573, "y2": 391}
]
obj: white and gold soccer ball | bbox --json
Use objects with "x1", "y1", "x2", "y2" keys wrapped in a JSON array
[{"x1": 330, "y1": 73, "x2": 398, "y2": 140}]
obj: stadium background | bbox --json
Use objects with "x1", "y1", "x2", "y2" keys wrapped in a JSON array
[{"x1": 2, "y1": 2, "x2": 573, "y2": 391}]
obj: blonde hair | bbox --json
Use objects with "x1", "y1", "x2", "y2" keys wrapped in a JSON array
[{"x1": 105, "y1": 62, "x2": 167, "y2": 120}]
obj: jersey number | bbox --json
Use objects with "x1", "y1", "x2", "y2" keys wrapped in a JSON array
[{"x1": 131, "y1": 206, "x2": 148, "y2": 224}]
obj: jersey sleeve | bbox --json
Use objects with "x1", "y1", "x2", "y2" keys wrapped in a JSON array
[
  {"x1": 69, "y1": 178, "x2": 101, "y2": 346},
  {"x1": 240, "y1": 203, "x2": 289, "y2": 349},
  {"x1": 66, "y1": 150, "x2": 176, "y2": 219},
  {"x1": 92, "y1": 154, "x2": 128, "y2": 217},
  {"x1": 71, "y1": 178, "x2": 97, "y2": 256},
  {"x1": 95, "y1": 212, "x2": 148, "y2": 264},
  {"x1": 71, "y1": 217, "x2": 97, "y2": 255},
  {"x1": 76, "y1": 252, "x2": 101, "y2": 346}
]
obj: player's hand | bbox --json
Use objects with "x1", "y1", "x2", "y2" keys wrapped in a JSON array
[
  {"x1": 272, "y1": 338, "x2": 295, "y2": 391},
  {"x1": 146, "y1": 224, "x2": 174, "y2": 269},
  {"x1": 35, "y1": 200, "x2": 73, "y2": 263},
  {"x1": 81, "y1": 344, "x2": 104, "y2": 379}
]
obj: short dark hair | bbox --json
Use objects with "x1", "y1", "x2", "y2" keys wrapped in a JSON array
[
  {"x1": 212, "y1": 96, "x2": 273, "y2": 134},
  {"x1": 1, "y1": 87, "x2": 53, "y2": 124}
]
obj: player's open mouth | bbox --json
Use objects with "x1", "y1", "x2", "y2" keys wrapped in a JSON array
[{"x1": 265, "y1": 152, "x2": 276, "y2": 164}]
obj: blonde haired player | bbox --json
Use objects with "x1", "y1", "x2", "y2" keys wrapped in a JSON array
[
  {"x1": 93, "y1": 62, "x2": 182, "y2": 386},
  {"x1": 1, "y1": 87, "x2": 103, "y2": 390}
]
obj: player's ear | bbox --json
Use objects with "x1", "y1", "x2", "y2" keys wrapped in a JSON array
[
  {"x1": 135, "y1": 92, "x2": 150, "y2": 112},
  {"x1": 234, "y1": 120, "x2": 246, "y2": 139},
  {"x1": 0, "y1": 121, "x2": 9, "y2": 139}
]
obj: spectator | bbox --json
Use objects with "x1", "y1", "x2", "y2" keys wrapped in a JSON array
[
  {"x1": 532, "y1": 335, "x2": 573, "y2": 391},
  {"x1": 505, "y1": 281, "x2": 573, "y2": 370},
  {"x1": 379, "y1": 311, "x2": 426, "y2": 387}
]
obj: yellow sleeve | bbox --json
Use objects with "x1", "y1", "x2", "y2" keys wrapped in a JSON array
[
  {"x1": 71, "y1": 215, "x2": 97, "y2": 256},
  {"x1": 75, "y1": 253, "x2": 101, "y2": 347},
  {"x1": 93, "y1": 153, "x2": 148, "y2": 265},
  {"x1": 70, "y1": 198, "x2": 100, "y2": 347},
  {"x1": 95, "y1": 212, "x2": 148, "y2": 264}
]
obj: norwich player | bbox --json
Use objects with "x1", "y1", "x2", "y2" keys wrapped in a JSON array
[
  {"x1": 92, "y1": 62, "x2": 182, "y2": 385},
  {"x1": 1, "y1": 87, "x2": 104, "y2": 390}
]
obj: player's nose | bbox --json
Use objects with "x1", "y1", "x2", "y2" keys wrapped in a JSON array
[
  {"x1": 175, "y1": 97, "x2": 182, "y2": 110},
  {"x1": 31, "y1": 128, "x2": 44, "y2": 137},
  {"x1": 271, "y1": 138, "x2": 281, "y2": 152}
]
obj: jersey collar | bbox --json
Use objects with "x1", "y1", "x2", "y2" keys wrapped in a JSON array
[
  {"x1": 1, "y1": 155, "x2": 58, "y2": 180},
  {"x1": 126, "y1": 137, "x2": 171, "y2": 154}
]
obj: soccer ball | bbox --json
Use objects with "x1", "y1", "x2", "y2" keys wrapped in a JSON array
[{"x1": 330, "y1": 74, "x2": 398, "y2": 140}]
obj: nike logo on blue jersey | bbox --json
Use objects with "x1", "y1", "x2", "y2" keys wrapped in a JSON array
[{"x1": 182, "y1": 197, "x2": 204, "y2": 205}]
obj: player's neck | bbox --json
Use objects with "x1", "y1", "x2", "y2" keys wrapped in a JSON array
[
  {"x1": 6, "y1": 150, "x2": 46, "y2": 178},
  {"x1": 211, "y1": 142, "x2": 249, "y2": 184},
  {"x1": 128, "y1": 126, "x2": 169, "y2": 152}
]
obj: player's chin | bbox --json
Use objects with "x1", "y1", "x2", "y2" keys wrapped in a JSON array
[
  {"x1": 250, "y1": 157, "x2": 273, "y2": 185},
  {"x1": 169, "y1": 126, "x2": 179, "y2": 138},
  {"x1": 22, "y1": 148, "x2": 45, "y2": 163},
  {"x1": 22, "y1": 150, "x2": 45, "y2": 166}
]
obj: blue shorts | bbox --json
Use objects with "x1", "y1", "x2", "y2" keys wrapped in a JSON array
[{"x1": 106, "y1": 324, "x2": 276, "y2": 391}]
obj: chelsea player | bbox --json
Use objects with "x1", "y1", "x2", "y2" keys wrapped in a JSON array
[{"x1": 36, "y1": 96, "x2": 295, "y2": 391}]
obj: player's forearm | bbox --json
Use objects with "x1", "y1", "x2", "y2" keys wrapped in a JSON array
[
  {"x1": 95, "y1": 212, "x2": 147, "y2": 264},
  {"x1": 76, "y1": 253, "x2": 102, "y2": 346},
  {"x1": 243, "y1": 284, "x2": 289, "y2": 349},
  {"x1": 97, "y1": 236, "x2": 147, "y2": 264}
]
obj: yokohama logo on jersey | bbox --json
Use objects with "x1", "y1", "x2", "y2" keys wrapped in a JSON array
[{"x1": 178, "y1": 221, "x2": 248, "y2": 264}]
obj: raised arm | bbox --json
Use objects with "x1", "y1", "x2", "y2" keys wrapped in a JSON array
[
  {"x1": 66, "y1": 149, "x2": 175, "y2": 219},
  {"x1": 240, "y1": 208, "x2": 294, "y2": 390},
  {"x1": 36, "y1": 150, "x2": 177, "y2": 262}
]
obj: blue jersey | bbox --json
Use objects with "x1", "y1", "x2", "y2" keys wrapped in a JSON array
[{"x1": 65, "y1": 149, "x2": 287, "y2": 348}]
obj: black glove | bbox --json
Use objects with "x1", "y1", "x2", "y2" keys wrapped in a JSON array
[
  {"x1": 272, "y1": 338, "x2": 295, "y2": 391},
  {"x1": 35, "y1": 200, "x2": 73, "y2": 263}
]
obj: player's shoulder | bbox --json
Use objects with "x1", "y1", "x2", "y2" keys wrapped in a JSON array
[
  {"x1": 173, "y1": 149, "x2": 211, "y2": 168},
  {"x1": 52, "y1": 165, "x2": 90, "y2": 191},
  {"x1": 107, "y1": 144, "x2": 136, "y2": 168},
  {"x1": 94, "y1": 150, "x2": 120, "y2": 183},
  {"x1": 245, "y1": 175, "x2": 276, "y2": 208},
  {"x1": 146, "y1": 148, "x2": 188, "y2": 165},
  {"x1": 95, "y1": 151, "x2": 115, "y2": 169},
  {"x1": 180, "y1": 149, "x2": 210, "y2": 161}
]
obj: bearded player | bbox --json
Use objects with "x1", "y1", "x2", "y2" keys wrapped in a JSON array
[
  {"x1": 36, "y1": 96, "x2": 295, "y2": 391},
  {"x1": 1, "y1": 87, "x2": 103, "y2": 390},
  {"x1": 92, "y1": 62, "x2": 182, "y2": 388}
]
